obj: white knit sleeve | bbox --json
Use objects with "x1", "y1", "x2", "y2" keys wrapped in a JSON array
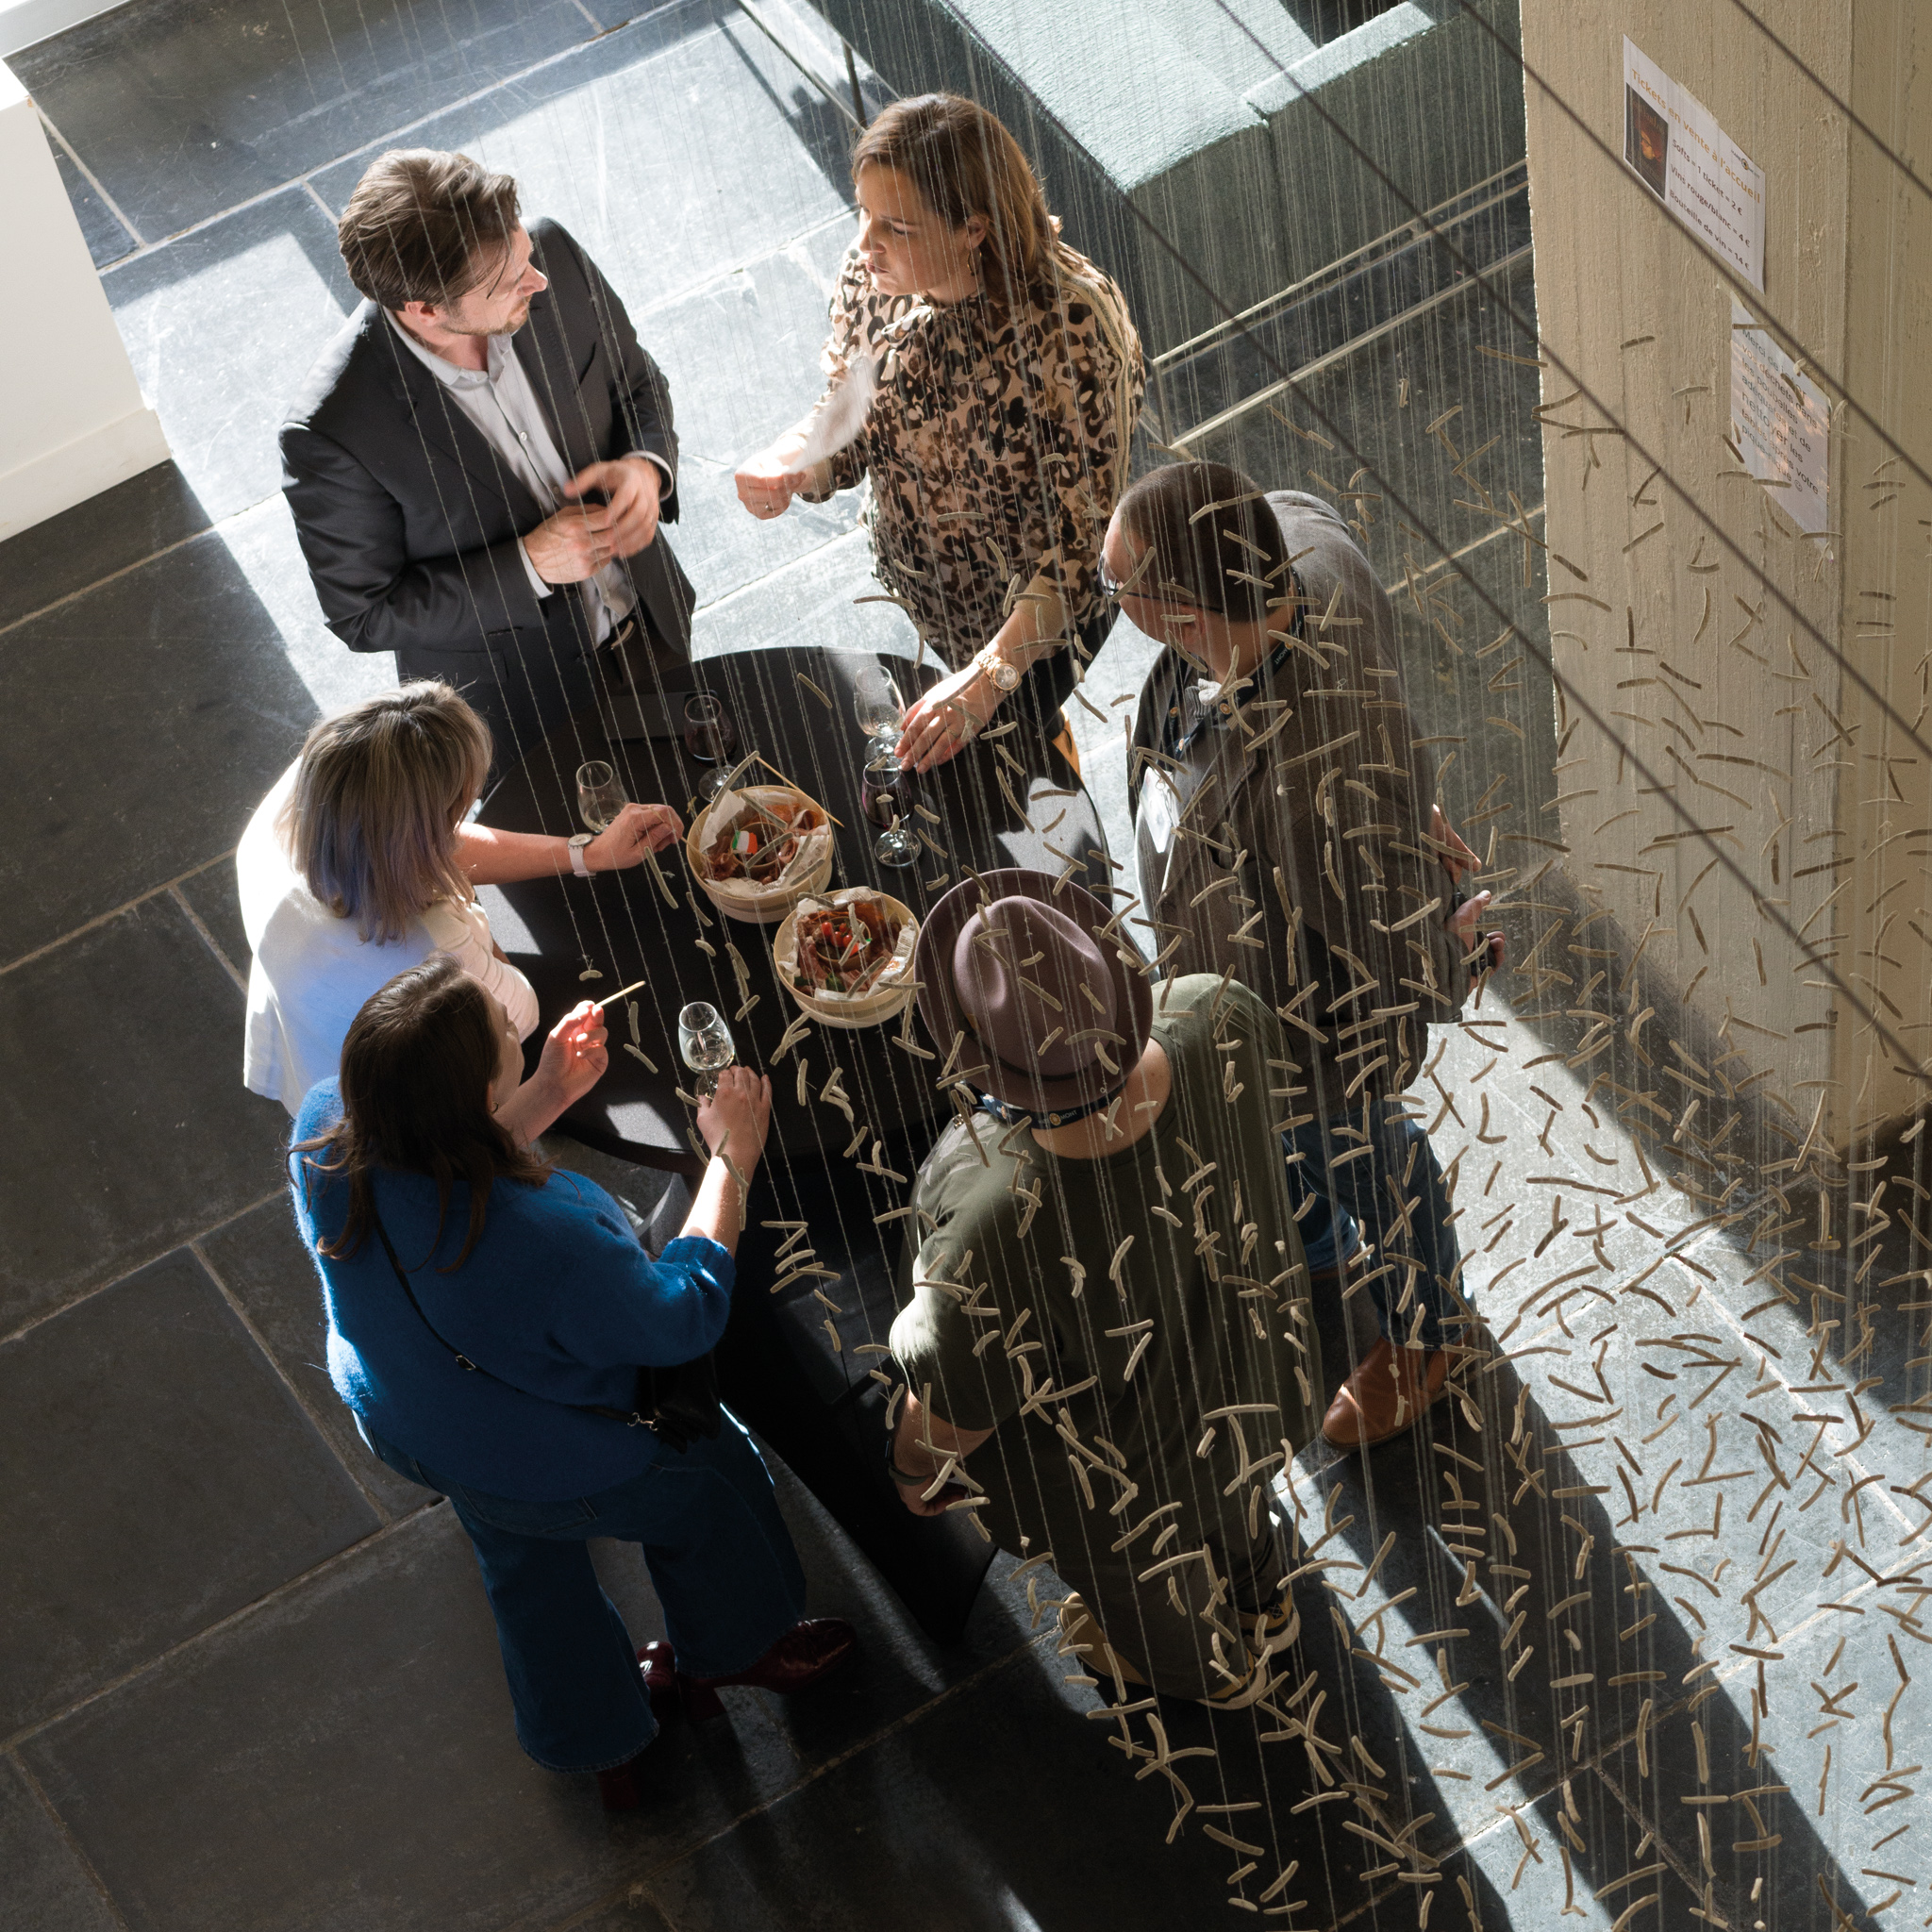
[{"x1": 422, "y1": 896, "x2": 541, "y2": 1040}]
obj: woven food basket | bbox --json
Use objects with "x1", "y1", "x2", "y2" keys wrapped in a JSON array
[
  {"x1": 686, "y1": 785, "x2": 835, "y2": 924},
  {"x1": 773, "y1": 890, "x2": 920, "y2": 1029}
]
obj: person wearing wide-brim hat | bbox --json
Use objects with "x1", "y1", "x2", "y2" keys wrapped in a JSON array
[{"x1": 885, "y1": 869, "x2": 1324, "y2": 1704}]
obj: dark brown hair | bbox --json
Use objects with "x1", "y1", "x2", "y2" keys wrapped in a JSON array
[
  {"x1": 279, "y1": 681, "x2": 491, "y2": 945},
  {"x1": 296, "y1": 957, "x2": 551, "y2": 1271},
  {"x1": 1114, "y1": 460, "x2": 1294, "y2": 630},
  {"x1": 337, "y1": 148, "x2": 522, "y2": 312},
  {"x1": 852, "y1": 93, "x2": 1059, "y2": 311}
]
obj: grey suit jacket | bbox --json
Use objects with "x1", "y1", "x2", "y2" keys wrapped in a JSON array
[
  {"x1": 280, "y1": 218, "x2": 693, "y2": 761},
  {"x1": 1130, "y1": 491, "x2": 1467, "y2": 1116}
]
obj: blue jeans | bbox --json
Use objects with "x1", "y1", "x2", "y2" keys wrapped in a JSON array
[
  {"x1": 366, "y1": 1413, "x2": 807, "y2": 1774},
  {"x1": 1283, "y1": 1103, "x2": 1463, "y2": 1351}
]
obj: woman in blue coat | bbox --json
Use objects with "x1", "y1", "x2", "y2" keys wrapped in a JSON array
[{"x1": 290, "y1": 957, "x2": 853, "y2": 1808}]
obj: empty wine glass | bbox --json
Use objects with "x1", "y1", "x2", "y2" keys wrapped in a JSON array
[
  {"x1": 861, "y1": 753, "x2": 919, "y2": 870},
  {"x1": 677, "y1": 1001, "x2": 736, "y2": 1099},
  {"x1": 683, "y1": 694, "x2": 738, "y2": 804},
  {"x1": 575, "y1": 759, "x2": 626, "y2": 833},
  {"x1": 853, "y1": 664, "x2": 906, "y2": 757}
]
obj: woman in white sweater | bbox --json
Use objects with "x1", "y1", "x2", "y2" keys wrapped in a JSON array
[{"x1": 240, "y1": 681, "x2": 678, "y2": 1113}]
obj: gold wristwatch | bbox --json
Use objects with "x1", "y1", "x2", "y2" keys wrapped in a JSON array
[{"x1": 976, "y1": 645, "x2": 1023, "y2": 692}]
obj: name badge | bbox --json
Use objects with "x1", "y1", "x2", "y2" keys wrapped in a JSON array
[{"x1": 1139, "y1": 768, "x2": 1181, "y2": 865}]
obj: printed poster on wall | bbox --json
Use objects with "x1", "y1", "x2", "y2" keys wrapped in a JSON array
[
  {"x1": 1623, "y1": 37, "x2": 1765, "y2": 291},
  {"x1": 1730, "y1": 300, "x2": 1830, "y2": 536}
]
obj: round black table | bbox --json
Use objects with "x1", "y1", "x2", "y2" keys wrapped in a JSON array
[
  {"x1": 479, "y1": 642, "x2": 1119, "y2": 1642},
  {"x1": 483, "y1": 642, "x2": 1117, "y2": 1174}
]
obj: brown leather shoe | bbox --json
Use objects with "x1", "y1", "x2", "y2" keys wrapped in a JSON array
[
  {"x1": 676, "y1": 1618, "x2": 858, "y2": 1721},
  {"x1": 1322, "y1": 1337, "x2": 1450, "y2": 1450}
]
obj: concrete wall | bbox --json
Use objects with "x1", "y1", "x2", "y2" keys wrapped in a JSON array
[
  {"x1": 1523, "y1": 0, "x2": 1931, "y2": 1154},
  {"x1": 812, "y1": 0, "x2": 1525, "y2": 357},
  {"x1": 0, "y1": 59, "x2": 167, "y2": 540}
]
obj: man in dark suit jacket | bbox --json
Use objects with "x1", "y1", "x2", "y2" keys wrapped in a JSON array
[{"x1": 282, "y1": 148, "x2": 693, "y2": 774}]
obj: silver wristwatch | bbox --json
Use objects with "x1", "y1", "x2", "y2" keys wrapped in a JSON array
[{"x1": 568, "y1": 832, "x2": 594, "y2": 878}]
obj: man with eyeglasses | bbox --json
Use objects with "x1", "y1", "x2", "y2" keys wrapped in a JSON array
[{"x1": 1100, "y1": 462, "x2": 1496, "y2": 1450}]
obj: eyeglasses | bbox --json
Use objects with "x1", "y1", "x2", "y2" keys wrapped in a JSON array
[{"x1": 1098, "y1": 550, "x2": 1197, "y2": 608}]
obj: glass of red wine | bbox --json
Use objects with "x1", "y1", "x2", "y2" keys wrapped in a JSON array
[
  {"x1": 683, "y1": 693, "x2": 738, "y2": 803},
  {"x1": 862, "y1": 753, "x2": 919, "y2": 869}
]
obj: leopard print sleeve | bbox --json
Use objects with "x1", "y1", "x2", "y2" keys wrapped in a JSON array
[
  {"x1": 808, "y1": 245, "x2": 884, "y2": 499},
  {"x1": 795, "y1": 245, "x2": 1143, "y2": 668},
  {"x1": 1019, "y1": 270, "x2": 1145, "y2": 641}
]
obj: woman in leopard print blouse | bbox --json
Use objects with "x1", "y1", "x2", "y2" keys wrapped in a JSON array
[{"x1": 737, "y1": 93, "x2": 1144, "y2": 771}]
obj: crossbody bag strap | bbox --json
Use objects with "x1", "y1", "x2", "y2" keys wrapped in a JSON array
[
  {"x1": 370, "y1": 1212, "x2": 483, "y2": 1374},
  {"x1": 368, "y1": 1208, "x2": 655, "y2": 1430}
]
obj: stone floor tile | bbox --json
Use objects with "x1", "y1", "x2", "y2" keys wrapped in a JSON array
[
  {"x1": 1591, "y1": 1605, "x2": 1925, "y2": 1932},
  {"x1": 49, "y1": 137, "x2": 138, "y2": 270},
  {"x1": 208, "y1": 493, "x2": 401, "y2": 719},
  {"x1": 0, "y1": 459, "x2": 208, "y2": 633},
  {"x1": 0, "y1": 1246, "x2": 379, "y2": 1737},
  {"x1": 101, "y1": 185, "x2": 358, "y2": 525},
  {"x1": 638, "y1": 237, "x2": 870, "y2": 610},
  {"x1": 195, "y1": 1196, "x2": 427, "y2": 1522},
  {"x1": 16, "y1": 0, "x2": 602, "y2": 241},
  {"x1": 0, "y1": 896, "x2": 291, "y2": 1330},
  {"x1": 0, "y1": 529, "x2": 318, "y2": 962},
  {"x1": 0, "y1": 1756, "x2": 125, "y2": 1932},
  {"x1": 538, "y1": 1890, "x2": 676, "y2": 1932},
  {"x1": 687, "y1": 526, "x2": 915, "y2": 666},
  {"x1": 308, "y1": 2, "x2": 850, "y2": 324},
  {"x1": 22, "y1": 1504, "x2": 837, "y2": 1932},
  {"x1": 174, "y1": 858, "x2": 254, "y2": 985},
  {"x1": 641, "y1": 1640, "x2": 1243, "y2": 1932}
]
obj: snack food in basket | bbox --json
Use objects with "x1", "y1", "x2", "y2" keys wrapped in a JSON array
[
  {"x1": 774, "y1": 890, "x2": 919, "y2": 1026},
  {"x1": 699, "y1": 795, "x2": 823, "y2": 883},
  {"x1": 793, "y1": 895, "x2": 903, "y2": 995},
  {"x1": 686, "y1": 785, "x2": 835, "y2": 923}
]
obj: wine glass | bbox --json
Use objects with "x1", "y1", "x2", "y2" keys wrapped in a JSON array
[
  {"x1": 853, "y1": 665, "x2": 905, "y2": 757},
  {"x1": 683, "y1": 693, "x2": 738, "y2": 804},
  {"x1": 862, "y1": 753, "x2": 920, "y2": 870},
  {"x1": 576, "y1": 759, "x2": 626, "y2": 833},
  {"x1": 677, "y1": 1001, "x2": 737, "y2": 1099}
]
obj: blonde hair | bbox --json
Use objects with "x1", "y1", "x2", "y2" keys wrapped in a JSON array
[{"x1": 279, "y1": 682, "x2": 491, "y2": 944}]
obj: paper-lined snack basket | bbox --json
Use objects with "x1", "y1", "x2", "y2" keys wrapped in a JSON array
[
  {"x1": 774, "y1": 889, "x2": 919, "y2": 1028},
  {"x1": 686, "y1": 782, "x2": 835, "y2": 924}
]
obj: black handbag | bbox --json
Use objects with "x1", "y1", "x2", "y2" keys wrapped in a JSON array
[{"x1": 370, "y1": 1212, "x2": 723, "y2": 1454}]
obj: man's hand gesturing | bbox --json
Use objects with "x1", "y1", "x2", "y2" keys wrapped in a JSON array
[{"x1": 525, "y1": 460, "x2": 665, "y2": 584}]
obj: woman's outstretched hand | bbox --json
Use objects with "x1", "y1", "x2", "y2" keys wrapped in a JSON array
[
  {"x1": 494, "y1": 1001, "x2": 608, "y2": 1146},
  {"x1": 585, "y1": 802, "x2": 683, "y2": 867},
  {"x1": 735, "y1": 441, "x2": 809, "y2": 521},
  {"x1": 537, "y1": 1001, "x2": 608, "y2": 1108},
  {"x1": 697, "y1": 1066, "x2": 773, "y2": 1173},
  {"x1": 897, "y1": 662, "x2": 1002, "y2": 773}
]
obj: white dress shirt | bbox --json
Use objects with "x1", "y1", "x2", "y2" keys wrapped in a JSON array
[
  {"x1": 387, "y1": 312, "x2": 668, "y2": 645},
  {"x1": 239, "y1": 761, "x2": 540, "y2": 1114}
]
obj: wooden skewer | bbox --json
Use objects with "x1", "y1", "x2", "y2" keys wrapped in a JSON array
[
  {"x1": 601, "y1": 975, "x2": 653, "y2": 1004},
  {"x1": 751, "y1": 752, "x2": 845, "y2": 828}
]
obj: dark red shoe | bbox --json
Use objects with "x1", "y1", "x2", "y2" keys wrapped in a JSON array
[{"x1": 675, "y1": 1618, "x2": 858, "y2": 1722}]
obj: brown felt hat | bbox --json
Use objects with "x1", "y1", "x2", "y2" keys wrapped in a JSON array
[{"x1": 914, "y1": 868, "x2": 1152, "y2": 1124}]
